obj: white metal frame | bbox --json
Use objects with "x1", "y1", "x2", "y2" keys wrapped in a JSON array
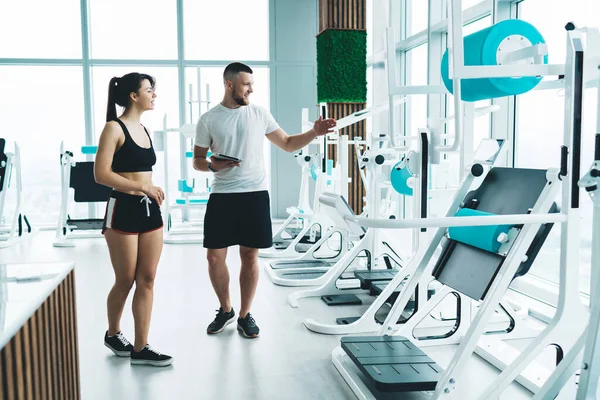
[
  {"x1": 259, "y1": 144, "x2": 341, "y2": 260},
  {"x1": 476, "y1": 28, "x2": 592, "y2": 400},
  {"x1": 261, "y1": 125, "x2": 368, "y2": 261},
  {"x1": 259, "y1": 210, "x2": 345, "y2": 262},
  {"x1": 288, "y1": 129, "x2": 431, "y2": 333},
  {"x1": 287, "y1": 114, "x2": 498, "y2": 336},
  {"x1": 263, "y1": 99, "x2": 411, "y2": 285},
  {"x1": 575, "y1": 146, "x2": 600, "y2": 399},
  {"x1": 0, "y1": 141, "x2": 34, "y2": 248},
  {"x1": 157, "y1": 116, "x2": 208, "y2": 245},
  {"x1": 521, "y1": 38, "x2": 600, "y2": 400}
]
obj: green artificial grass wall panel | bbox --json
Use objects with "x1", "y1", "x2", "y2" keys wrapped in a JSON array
[{"x1": 317, "y1": 29, "x2": 367, "y2": 103}]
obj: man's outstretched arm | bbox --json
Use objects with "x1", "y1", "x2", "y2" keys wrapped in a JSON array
[{"x1": 266, "y1": 116, "x2": 337, "y2": 153}]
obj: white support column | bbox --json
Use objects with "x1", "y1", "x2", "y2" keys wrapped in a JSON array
[
  {"x1": 574, "y1": 61, "x2": 600, "y2": 400},
  {"x1": 460, "y1": 103, "x2": 475, "y2": 181},
  {"x1": 398, "y1": 0, "x2": 408, "y2": 220},
  {"x1": 490, "y1": 0, "x2": 516, "y2": 168},
  {"x1": 162, "y1": 115, "x2": 171, "y2": 234},
  {"x1": 427, "y1": 0, "x2": 445, "y2": 165},
  {"x1": 338, "y1": 135, "x2": 349, "y2": 203},
  {"x1": 196, "y1": 67, "x2": 202, "y2": 119},
  {"x1": 447, "y1": 0, "x2": 465, "y2": 157},
  {"x1": 577, "y1": 200, "x2": 600, "y2": 400}
]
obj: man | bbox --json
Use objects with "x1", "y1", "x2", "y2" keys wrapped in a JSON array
[{"x1": 193, "y1": 62, "x2": 336, "y2": 338}]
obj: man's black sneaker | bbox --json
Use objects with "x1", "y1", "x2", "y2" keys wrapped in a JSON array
[
  {"x1": 237, "y1": 313, "x2": 260, "y2": 338},
  {"x1": 130, "y1": 345, "x2": 173, "y2": 367},
  {"x1": 207, "y1": 307, "x2": 236, "y2": 334},
  {"x1": 104, "y1": 331, "x2": 134, "y2": 357}
]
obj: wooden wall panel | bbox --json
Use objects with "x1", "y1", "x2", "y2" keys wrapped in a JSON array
[
  {"x1": 0, "y1": 270, "x2": 80, "y2": 400},
  {"x1": 320, "y1": 0, "x2": 366, "y2": 32}
]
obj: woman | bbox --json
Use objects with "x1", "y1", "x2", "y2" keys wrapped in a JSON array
[{"x1": 94, "y1": 73, "x2": 172, "y2": 367}]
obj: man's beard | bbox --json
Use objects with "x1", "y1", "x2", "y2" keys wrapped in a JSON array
[{"x1": 232, "y1": 92, "x2": 248, "y2": 106}]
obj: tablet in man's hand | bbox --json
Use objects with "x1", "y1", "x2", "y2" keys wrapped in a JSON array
[{"x1": 213, "y1": 153, "x2": 242, "y2": 163}]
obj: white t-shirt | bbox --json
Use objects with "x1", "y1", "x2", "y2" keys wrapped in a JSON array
[{"x1": 194, "y1": 103, "x2": 280, "y2": 193}]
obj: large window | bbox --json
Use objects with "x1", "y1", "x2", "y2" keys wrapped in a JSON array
[
  {"x1": 406, "y1": 44, "x2": 428, "y2": 137},
  {"x1": 408, "y1": 0, "x2": 429, "y2": 36},
  {"x1": 88, "y1": 0, "x2": 178, "y2": 60},
  {"x1": 183, "y1": 0, "x2": 270, "y2": 61},
  {"x1": 515, "y1": 0, "x2": 600, "y2": 293},
  {"x1": 0, "y1": 0, "x2": 82, "y2": 59},
  {"x1": 0, "y1": 66, "x2": 86, "y2": 224},
  {"x1": 0, "y1": 2, "x2": 273, "y2": 228},
  {"x1": 408, "y1": 0, "x2": 487, "y2": 36}
]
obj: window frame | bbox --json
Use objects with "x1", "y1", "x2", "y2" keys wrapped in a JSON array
[{"x1": 0, "y1": 0, "x2": 273, "y2": 221}]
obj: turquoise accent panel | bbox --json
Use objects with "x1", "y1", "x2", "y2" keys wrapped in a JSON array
[
  {"x1": 81, "y1": 146, "x2": 97, "y2": 154},
  {"x1": 175, "y1": 198, "x2": 208, "y2": 205},
  {"x1": 448, "y1": 208, "x2": 512, "y2": 253}
]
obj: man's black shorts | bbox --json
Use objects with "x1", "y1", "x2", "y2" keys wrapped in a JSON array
[{"x1": 203, "y1": 190, "x2": 273, "y2": 249}]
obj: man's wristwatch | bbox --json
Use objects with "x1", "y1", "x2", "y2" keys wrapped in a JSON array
[{"x1": 207, "y1": 162, "x2": 217, "y2": 173}]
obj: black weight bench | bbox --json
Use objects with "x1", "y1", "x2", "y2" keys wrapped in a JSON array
[
  {"x1": 355, "y1": 270, "x2": 399, "y2": 289},
  {"x1": 318, "y1": 267, "x2": 396, "y2": 307},
  {"x1": 341, "y1": 336, "x2": 442, "y2": 392},
  {"x1": 54, "y1": 154, "x2": 112, "y2": 247},
  {"x1": 67, "y1": 161, "x2": 111, "y2": 230}
]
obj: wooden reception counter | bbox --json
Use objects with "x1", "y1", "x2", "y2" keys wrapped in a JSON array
[{"x1": 0, "y1": 262, "x2": 79, "y2": 400}]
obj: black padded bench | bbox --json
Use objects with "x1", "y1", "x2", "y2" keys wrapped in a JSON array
[
  {"x1": 65, "y1": 218, "x2": 105, "y2": 231},
  {"x1": 324, "y1": 270, "x2": 400, "y2": 308},
  {"x1": 67, "y1": 161, "x2": 111, "y2": 230},
  {"x1": 355, "y1": 270, "x2": 398, "y2": 289},
  {"x1": 341, "y1": 336, "x2": 442, "y2": 392}
]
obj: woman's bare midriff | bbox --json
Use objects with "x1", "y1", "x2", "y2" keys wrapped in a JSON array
[{"x1": 114, "y1": 171, "x2": 154, "y2": 196}]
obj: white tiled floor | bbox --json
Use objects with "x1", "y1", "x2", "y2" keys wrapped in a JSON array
[{"x1": 0, "y1": 229, "x2": 579, "y2": 399}]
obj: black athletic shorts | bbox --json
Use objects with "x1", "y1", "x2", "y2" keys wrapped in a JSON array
[
  {"x1": 203, "y1": 190, "x2": 273, "y2": 249},
  {"x1": 102, "y1": 191, "x2": 163, "y2": 235}
]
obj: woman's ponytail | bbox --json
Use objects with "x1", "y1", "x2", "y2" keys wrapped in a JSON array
[{"x1": 106, "y1": 77, "x2": 119, "y2": 122}]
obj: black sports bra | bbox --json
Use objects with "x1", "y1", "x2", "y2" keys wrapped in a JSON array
[{"x1": 111, "y1": 119, "x2": 157, "y2": 173}]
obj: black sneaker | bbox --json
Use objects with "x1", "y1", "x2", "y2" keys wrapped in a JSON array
[
  {"x1": 237, "y1": 313, "x2": 260, "y2": 338},
  {"x1": 207, "y1": 307, "x2": 236, "y2": 334},
  {"x1": 130, "y1": 345, "x2": 173, "y2": 367},
  {"x1": 104, "y1": 331, "x2": 134, "y2": 357}
]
